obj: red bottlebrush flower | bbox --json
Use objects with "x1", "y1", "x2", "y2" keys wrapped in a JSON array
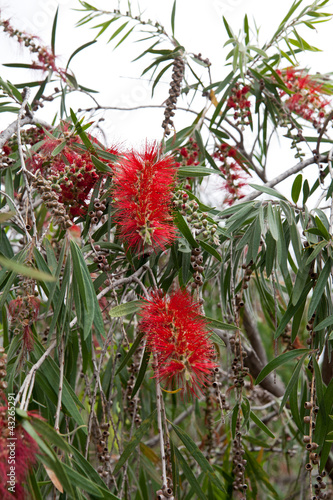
[
  {"x1": 8, "y1": 295, "x2": 40, "y2": 351},
  {"x1": 139, "y1": 289, "x2": 217, "y2": 397},
  {"x1": 112, "y1": 143, "x2": 177, "y2": 252},
  {"x1": 0, "y1": 405, "x2": 39, "y2": 499},
  {"x1": 274, "y1": 67, "x2": 331, "y2": 128}
]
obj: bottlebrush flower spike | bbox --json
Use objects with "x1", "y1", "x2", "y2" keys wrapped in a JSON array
[
  {"x1": 139, "y1": 289, "x2": 217, "y2": 397},
  {"x1": 112, "y1": 143, "x2": 177, "y2": 252},
  {"x1": 0, "y1": 404, "x2": 39, "y2": 499}
]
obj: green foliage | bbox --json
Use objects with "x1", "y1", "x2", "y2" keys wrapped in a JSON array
[{"x1": 1, "y1": 0, "x2": 333, "y2": 498}]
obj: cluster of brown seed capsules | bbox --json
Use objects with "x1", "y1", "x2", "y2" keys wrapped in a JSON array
[
  {"x1": 162, "y1": 56, "x2": 185, "y2": 137},
  {"x1": 191, "y1": 247, "x2": 204, "y2": 289},
  {"x1": 231, "y1": 417, "x2": 247, "y2": 497},
  {"x1": 93, "y1": 245, "x2": 111, "y2": 272},
  {"x1": 89, "y1": 198, "x2": 106, "y2": 225},
  {"x1": 174, "y1": 192, "x2": 219, "y2": 245},
  {"x1": 123, "y1": 341, "x2": 143, "y2": 427},
  {"x1": 0, "y1": 348, "x2": 7, "y2": 391},
  {"x1": 32, "y1": 173, "x2": 72, "y2": 230},
  {"x1": 94, "y1": 417, "x2": 115, "y2": 486}
]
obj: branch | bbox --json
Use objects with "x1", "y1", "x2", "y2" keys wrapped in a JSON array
[
  {"x1": 16, "y1": 340, "x2": 57, "y2": 408},
  {"x1": 215, "y1": 329, "x2": 285, "y2": 398},
  {"x1": 0, "y1": 115, "x2": 51, "y2": 150},
  {"x1": 241, "y1": 153, "x2": 328, "y2": 202},
  {"x1": 16, "y1": 88, "x2": 38, "y2": 242},
  {"x1": 242, "y1": 306, "x2": 268, "y2": 365}
]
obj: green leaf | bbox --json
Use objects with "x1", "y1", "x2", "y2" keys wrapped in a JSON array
[
  {"x1": 178, "y1": 165, "x2": 214, "y2": 177},
  {"x1": 108, "y1": 21, "x2": 129, "y2": 43},
  {"x1": 51, "y1": 6, "x2": 59, "y2": 55},
  {"x1": 109, "y1": 300, "x2": 143, "y2": 318},
  {"x1": 0, "y1": 211, "x2": 15, "y2": 223},
  {"x1": 171, "y1": 422, "x2": 225, "y2": 492},
  {"x1": 51, "y1": 141, "x2": 67, "y2": 157},
  {"x1": 314, "y1": 315, "x2": 333, "y2": 332},
  {"x1": 308, "y1": 258, "x2": 332, "y2": 319},
  {"x1": 291, "y1": 174, "x2": 302, "y2": 204},
  {"x1": 279, "y1": 353, "x2": 308, "y2": 413},
  {"x1": 250, "y1": 411, "x2": 275, "y2": 439},
  {"x1": 255, "y1": 349, "x2": 310, "y2": 385},
  {"x1": 209, "y1": 331, "x2": 226, "y2": 348},
  {"x1": 116, "y1": 331, "x2": 145, "y2": 375},
  {"x1": 203, "y1": 316, "x2": 237, "y2": 331},
  {"x1": 249, "y1": 184, "x2": 288, "y2": 201},
  {"x1": 267, "y1": 203, "x2": 279, "y2": 241},
  {"x1": 0, "y1": 256, "x2": 55, "y2": 282},
  {"x1": 113, "y1": 410, "x2": 157, "y2": 474},
  {"x1": 171, "y1": 0, "x2": 176, "y2": 36},
  {"x1": 173, "y1": 446, "x2": 206, "y2": 500},
  {"x1": 314, "y1": 215, "x2": 331, "y2": 241},
  {"x1": 174, "y1": 212, "x2": 197, "y2": 247},
  {"x1": 91, "y1": 155, "x2": 113, "y2": 173},
  {"x1": 199, "y1": 240, "x2": 222, "y2": 261},
  {"x1": 131, "y1": 346, "x2": 151, "y2": 398},
  {"x1": 66, "y1": 40, "x2": 97, "y2": 68}
]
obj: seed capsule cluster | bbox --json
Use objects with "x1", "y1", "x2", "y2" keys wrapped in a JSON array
[
  {"x1": 89, "y1": 199, "x2": 106, "y2": 225},
  {"x1": 93, "y1": 245, "x2": 111, "y2": 272},
  {"x1": 162, "y1": 57, "x2": 185, "y2": 136},
  {"x1": 93, "y1": 417, "x2": 114, "y2": 485},
  {"x1": 191, "y1": 247, "x2": 204, "y2": 289},
  {"x1": 0, "y1": 348, "x2": 7, "y2": 391},
  {"x1": 123, "y1": 341, "x2": 143, "y2": 427},
  {"x1": 156, "y1": 482, "x2": 174, "y2": 500},
  {"x1": 173, "y1": 192, "x2": 219, "y2": 245},
  {"x1": 232, "y1": 421, "x2": 247, "y2": 497},
  {"x1": 32, "y1": 173, "x2": 72, "y2": 230}
]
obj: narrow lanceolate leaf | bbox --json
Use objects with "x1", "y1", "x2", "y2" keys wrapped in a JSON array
[
  {"x1": 170, "y1": 422, "x2": 225, "y2": 492},
  {"x1": 203, "y1": 316, "x2": 237, "y2": 330},
  {"x1": 173, "y1": 446, "x2": 206, "y2": 500},
  {"x1": 171, "y1": 0, "x2": 177, "y2": 36},
  {"x1": 131, "y1": 346, "x2": 151, "y2": 398},
  {"x1": 314, "y1": 315, "x2": 333, "y2": 332},
  {"x1": 0, "y1": 211, "x2": 15, "y2": 223},
  {"x1": 116, "y1": 331, "x2": 145, "y2": 374},
  {"x1": 308, "y1": 258, "x2": 332, "y2": 319},
  {"x1": 291, "y1": 174, "x2": 302, "y2": 204},
  {"x1": 109, "y1": 300, "x2": 143, "y2": 318},
  {"x1": 249, "y1": 184, "x2": 288, "y2": 201},
  {"x1": 250, "y1": 411, "x2": 275, "y2": 439},
  {"x1": 279, "y1": 353, "x2": 309, "y2": 413},
  {"x1": 255, "y1": 349, "x2": 311, "y2": 385},
  {"x1": 0, "y1": 256, "x2": 56, "y2": 282},
  {"x1": 174, "y1": 212, "x2": 197, "y2": 247},
  {"x1": 113, "y1": 410, "x2": 157, "y2": 475},
  {"x1": 51, "y1": 7, "x2": 59, "y2": 55}
]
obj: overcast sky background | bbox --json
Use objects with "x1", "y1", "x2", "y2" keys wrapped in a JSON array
[{"x1": 1, "y1": 0, "x2": 332, "y2": 204}]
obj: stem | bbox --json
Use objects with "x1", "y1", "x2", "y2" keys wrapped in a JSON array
[
  {"x1": 55, "y1": 336, "x2": 65, "y2": 432},
  {"x1": 16, "y1": 87, "x2": 38, "y2": 244},
  {"x1": 16, "y1": 339, "x2": 57, "y2": 408}
]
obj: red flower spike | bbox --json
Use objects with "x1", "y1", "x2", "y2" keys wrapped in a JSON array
[
  {"x1": 0, "y1": 404, "x2": 39, "y2": 500},
  {"x1": 112, "y1": 143, "x2": 177, "y2": 252},
  {"x1": 139, "y1": 289, "x2": 218, "y2": 397}
]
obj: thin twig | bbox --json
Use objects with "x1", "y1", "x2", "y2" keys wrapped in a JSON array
[
  {"x1": 16, "y1": 87, "x2": 38, "y2": 244},
  {"x1": 16, "y1": 339, "x2": 57, "y2": 408},
  {"x1": 55, "y1": 335, "x2": 65, "y2": 432}
]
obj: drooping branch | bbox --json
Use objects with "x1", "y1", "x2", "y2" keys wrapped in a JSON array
[{"x1": 241, "y1": 153, "x2": 328, "y2": 202}]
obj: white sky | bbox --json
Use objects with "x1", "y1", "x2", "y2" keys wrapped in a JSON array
[{"x1": 1, "y1": 0, "x2": 332, "y2": 203}]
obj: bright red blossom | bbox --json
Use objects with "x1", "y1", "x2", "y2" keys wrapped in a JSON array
[
  {"x1": 112, "y1": 144, "x2": 177, "y2": 252},
  {"x1": 139, "y1": 289, "x2": 217, "y2": 396},
  {"x1": 213, "y1": 143, "x2": 249, "y2": 205},
  {"x1": 276, "y1": 67, "x2": 331, "y2": 127},
  {"x1": 0, "y1": 404, "x2": 39, "y2": 499}
]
